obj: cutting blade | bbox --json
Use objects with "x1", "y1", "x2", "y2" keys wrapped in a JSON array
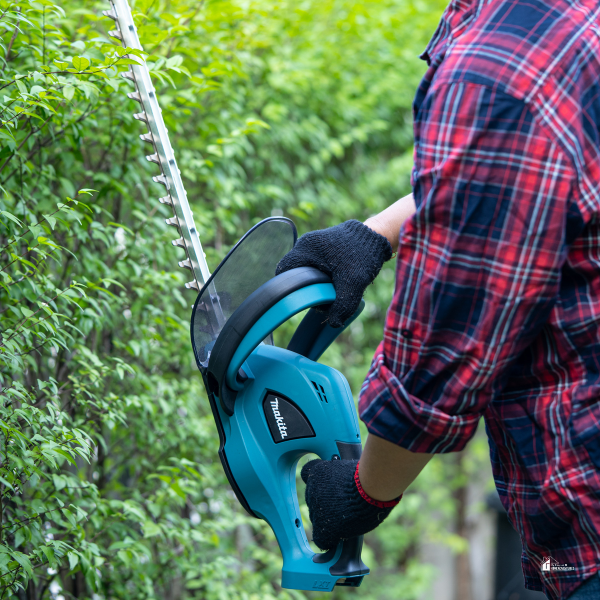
[{"x1": 105, "y1": 0, "x2": 211, "y2": 290}]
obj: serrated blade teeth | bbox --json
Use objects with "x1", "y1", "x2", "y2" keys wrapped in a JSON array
[
  {"x1": 127, "y1": 91, "x2": 142, "y2": 103},
  {"x1": 111, "y1": 9, "x2": 206, "y2": 294}
]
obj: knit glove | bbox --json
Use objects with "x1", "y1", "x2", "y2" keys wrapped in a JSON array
[
  {"x1": 275, "y1": 220, "x2": 393, "y2": 328},
  {"x1": 300, "y1": 458, "x2": 401, "y2": 550}
]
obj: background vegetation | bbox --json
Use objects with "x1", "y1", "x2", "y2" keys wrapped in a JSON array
[{"x1": 0, "y1": 0, "x2": 493, "y2": 598}]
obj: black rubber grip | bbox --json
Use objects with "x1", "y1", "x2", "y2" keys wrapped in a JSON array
[
  {"x1": 207, "y1": 267, "x2": 332, "y2": 415},
  {"x1": 312, "y1": 441, "x2": 368, "y2": 579},
  {"x1": 329, "y1": 441, "x2": 367, "y2": 578}
]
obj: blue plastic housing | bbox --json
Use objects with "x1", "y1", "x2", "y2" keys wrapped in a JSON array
[{"x1": 210, "y1": 283, "x2": 369, "y2": 591}]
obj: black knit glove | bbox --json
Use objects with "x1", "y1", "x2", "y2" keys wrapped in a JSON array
[
  {"x1": 275, "y1": 220, "x2": 393, "y2": 328},
  {"x1": 300, "y1": 458, "x2": 401, "y2": 550}
]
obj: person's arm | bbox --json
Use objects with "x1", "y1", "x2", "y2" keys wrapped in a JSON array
[
  {"x1": 364, "y1": 193, "x2": 416, "y2": 253},
  {"x1": 358, "y1": 434, "x2": 432, "y2": 500},
  {"x1": 301, "y1": 82, "x2": 578, "y2": 551},
  {"x1": 359, "y1": 81, "x2": 576, "y2": 460}
]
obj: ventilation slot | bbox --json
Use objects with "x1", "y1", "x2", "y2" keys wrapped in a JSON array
[{"x1": 311, "y1": 381, "x2": 328, "y2": 403}]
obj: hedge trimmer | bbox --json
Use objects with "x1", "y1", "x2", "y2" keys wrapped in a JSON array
[{"x1": 104, "y1": 2, "x2": 370, "y2": 591}]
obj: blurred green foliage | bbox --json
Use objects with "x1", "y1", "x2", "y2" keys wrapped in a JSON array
[{"x1": 0, "y1": 0, "x2": 493, "y2": 598}]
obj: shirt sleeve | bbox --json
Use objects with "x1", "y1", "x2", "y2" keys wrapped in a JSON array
[{"x1": 358, "y1": 81, "x2": 577, "y2": 453}]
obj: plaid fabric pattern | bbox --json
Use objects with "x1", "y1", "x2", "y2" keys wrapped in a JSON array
[{"x1": 358, "y1": 1, "x2": 600, "y2": 598}]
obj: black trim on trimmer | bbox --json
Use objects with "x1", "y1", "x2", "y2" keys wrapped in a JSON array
[{"x1": 201, "y1": 372, "x2": 258, "y2": 519}]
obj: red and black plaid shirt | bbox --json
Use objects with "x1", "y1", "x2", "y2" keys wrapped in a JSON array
[{"x1": 358, "y1": 1, "x2": 600, "y2": 598}]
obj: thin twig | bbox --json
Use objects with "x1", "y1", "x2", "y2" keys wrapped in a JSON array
[
  {"x1": 0, "y1": 113, "x2": 53, "y2": 174},
  {"x1": 0, "y1": 285, "x2": 75, "y2": 348},
  {"x1": 16, "y1": 338, "x2": 52, "y2": 356},
  {"x1": 4, "y1": 7, "x2": 20, "y2": 62},
  {"x1": 0, "y1": 208, "x2": 69, "y2": 260},
  {"x1": 1, "y1": 100, "x2": 106, "y2": 187}
]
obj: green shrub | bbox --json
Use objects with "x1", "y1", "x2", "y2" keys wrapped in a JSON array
[{"x1": 0, "y1": 1, "x2": 486, "y2": 599}]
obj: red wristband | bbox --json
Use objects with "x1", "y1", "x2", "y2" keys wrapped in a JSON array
[{"x1": 354, "y1": 462, "x2": 402, "y2": 508}]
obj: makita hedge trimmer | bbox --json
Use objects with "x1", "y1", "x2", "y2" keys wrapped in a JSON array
[{"x1": 104, "y1": 2, "x2": 369, "y2": 590}]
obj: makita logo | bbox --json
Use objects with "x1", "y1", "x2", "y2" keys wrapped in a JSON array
[
  {"x1": 262, "y1": 392, "x2": 314, "y2": 444},
  {"x1": 270, "y1": 397, "x2": 288, "y2": 439}
]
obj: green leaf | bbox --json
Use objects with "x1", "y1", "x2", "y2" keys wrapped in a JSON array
[
  {"x1": 52, "y1": 474, "x2": 66, "y2": 491},
  {"x1": 63, "y1": 84, "x2": 75, "y2": 101},
  {"x1": 1, "y1": 211, "x2": 23, "y2": 227},
  {"x1": 62, "y1": 508, "x2": 77, "y2": 528},
  {"x1": 11, "y1": 552, "x2": 33, "y2": 578},
  {"x1": 0, "y1": 476, "x2": 15, "y2": 491},
  {"x1": 73, "y1": 56, "x2": 91, "y2": 71},
  {"x1": 13, "y1": 527, "x2": 28, "y2": 549},
  {"x1": 40, "y1": 545, "x2": 56, "y2": 567},
  {"x1": 52, "y1": 447, "x2": 77, "y2": 465},
  {"x1": 186, "y1": 579, "x2": 204, "y2": 590},
  {"x1": 142, "y1": 521, "x2": 161, "y2": 538}
]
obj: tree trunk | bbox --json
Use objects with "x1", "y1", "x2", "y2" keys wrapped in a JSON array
[{"x1": 455, "y1": 453, "x2": 472, "y2": 600}]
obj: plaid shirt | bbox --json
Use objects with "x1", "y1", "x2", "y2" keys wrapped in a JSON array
[{"x1": 358, "y1": 1, "x2": 600, "y2": 598}]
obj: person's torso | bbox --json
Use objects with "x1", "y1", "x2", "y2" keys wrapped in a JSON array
[{"x1": 415, "y1": 2, "x2": 600, "y2": 597}]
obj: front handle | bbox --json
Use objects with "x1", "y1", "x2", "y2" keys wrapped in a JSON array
[
  {"x1": 207, "y1": 267, "x2": 332, "y2": 415},
  {"x1": 207, "y1": 267, "x2": 366, "y2": 416},
  {"x1": 225, "y1": 283, "x2": 336, "y2": 391}
]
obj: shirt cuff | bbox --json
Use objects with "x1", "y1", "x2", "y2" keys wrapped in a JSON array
[{"x1": 358, "y1": 343, "x2": 482, "y2": 453}]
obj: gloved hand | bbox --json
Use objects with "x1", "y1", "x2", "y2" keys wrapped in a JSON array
[
  {"x1": 300, "y1": 458, "x2": 401, "y2": 550},
  {"x1": 275, "y1": 220, "x2": 393, "y2": 328}
]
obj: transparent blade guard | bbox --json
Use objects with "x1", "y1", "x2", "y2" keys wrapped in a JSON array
[{"x1": 191, "y1": 218, "x2": 297, "y2": 372}]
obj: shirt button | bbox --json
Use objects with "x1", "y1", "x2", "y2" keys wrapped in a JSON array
[{"x1": 401, "y1": 329, "x2": 413, "y2": 339}]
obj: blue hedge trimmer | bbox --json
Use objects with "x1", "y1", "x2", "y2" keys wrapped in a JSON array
[{"x1": 104, "y1": 1, "x2": 369, "y2": 591}]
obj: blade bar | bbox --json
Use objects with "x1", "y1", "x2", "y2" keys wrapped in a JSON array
[{"x1": 107, "y1": 0, "x2": 211, "y2": 287}]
